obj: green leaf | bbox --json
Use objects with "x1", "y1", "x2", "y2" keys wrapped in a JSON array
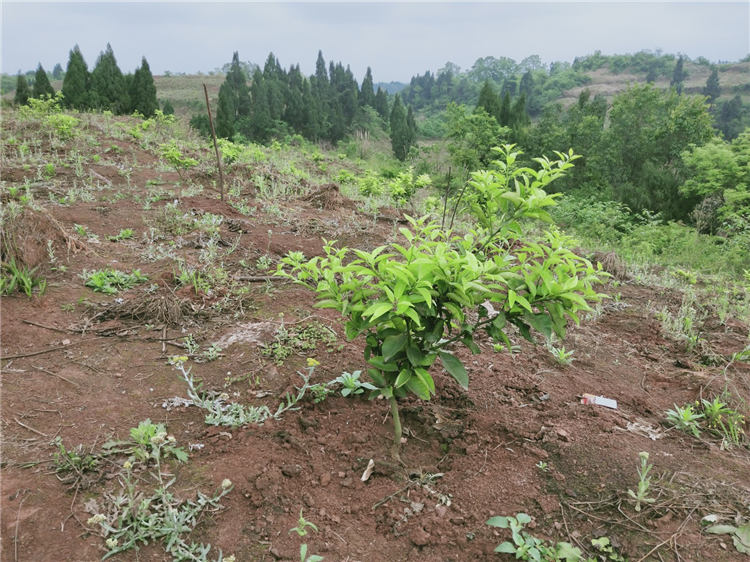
[
  {"x1": 438, "y1": 351, "x2": 468, "y2": 389},
  {"x1": 705, "y1": 524, "x2": 737, "y2": 535},
  {"x1": 406, "y1": 344, "x2": 425, "y2": 366},
  {"x1": 405, "y1": 375, "x2": 430, "y2": 400},
  {"x1": 524, "y1": 312, "x2": 553, "y2": 339},
  {"x1": 516, "y1": 513, "x2": 532, "y2": 525},
  {"x1": 382, "y1": 333, "x2": 408, "y2": 362},
  {"x1": 486, "y1": 516, "x2": 509, "y2": 528},
  {"x1": 362, "y1": 301, "x2": 392, "y2": 322},
  {"x1": 414, "y1": 367, "x2": 435, "y2": 394},
  {"x1": 367, "y1": 356, "x2": 398, "y2": 372},
  {"x1": 494, "y1": 542, "x2": 517, "y2": 554},
  {"x1": 394, "y1": 369, "x2": 411, "y2": 388}
]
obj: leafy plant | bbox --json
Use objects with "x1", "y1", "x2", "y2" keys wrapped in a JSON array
[
  {"x1": 108, "y1": 228, "x2": 135, "y2": 242},
  {"x1": 547, "y1": 342, "x2": 575, "y2": 366},
  {"x1": 159, "y1": 141, "x2": 199, "y2": 181},
  {"x1": 83, "y1": 268, "x2": 148, "y2": 294},
  {"x1": 289, "y1": 509, "x2": 318, "y2": 537},
  {"x1": 665, "y1": 404, "x2": 704, "y2": 437},
  {"x1": 329, "y1": 370, "x2": 377, "y2": 397},
  {"x1": 699, "y1": 396, "x2": 745, "y2": 447},
  {"x1": 280, "y1": 213, "x2": 604, "y2": 459},
  {"x1": 704, "y1": 519, "x2": 750, "y2": 555},
  {"x1": 0, "y1": 258, "x2": 46, "y2": 297},
  {"x1": 260, "y1": 320, "x2": 337, "y2": 365},
  {"x1": 627, "y1": 451, "x2": 656, "y2": 511},
  {"x1": 486, "y1": 513, "x2": 583, "y2": 561}
]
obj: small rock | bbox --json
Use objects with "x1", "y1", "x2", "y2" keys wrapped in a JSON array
[
  {"x1": 319, "y1": 472, "x2": 331, "y2": 486},
  {"x1": 62, "y1": 339, "x2": 71, "y2": 345},
  {"x1": 556, "y1": 428, "x2": 571, "y2": 442},
  {"x1": 409, "y1": 526, "x2": 431, "y2": 547},
  {"x1": 340, "y1": 477, "x2": 353, "y2": 488},
  {"x1": 281, "y1": 464, "x2": 302, "y2": 478}
]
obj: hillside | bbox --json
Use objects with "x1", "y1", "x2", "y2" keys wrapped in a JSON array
[{"x1": 1, "y1": 101, "x2": 749, "y2": 561}]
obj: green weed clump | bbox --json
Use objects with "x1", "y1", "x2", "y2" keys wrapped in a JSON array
[
  {"x1": 0, "y1": 258, "x2": 46, "y2": 297},
  {"x1": 83, "y1": 268, "x2": 148, "y2": 294}
]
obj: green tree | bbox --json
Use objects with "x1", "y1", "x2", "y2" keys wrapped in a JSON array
[
  {"x1": 130, "y1": 57, "x2": 158, "y2": 116},
  {"x1": 62, "y1": 45, "x2": 90, "y2": 110},
  {"x1": 604, "y1": 84, "x2": 714, "y2": 218},
  {"x1": 671, "y1": 56, "x2": 687, "y2": 94},
  {"x1": 390, "y1": 94, "x2": 409, "y2": 160},
  {"x1": 499, "y1": 91, "x2": 511, "y2": 127},
  {"x1": 360, "y1": 67, "x2": 375, "y2": 107},
  {"x1": 703, "y1": 67, "x2": 720, "y2": 104},
  {"x1": 162, "y1": 100, "x2": 175, "y2": 115},
  {"x1": 716, "y1": 95, "x2": 745, "y2": 140},
  {"x1": 374, "y1": 87, "x2": 389, "y2": 119},
  {"x1": 14, "y1": 73, "x2": 30, "y2": 105},
  {"x1": 247, "y1": 69, "x2": 273, "y2": 143},
  {"x1": 52, "y1": 63, "x2": 64, "y2": 80},
  {"x1": 215, "y1": 82, "x2": 235, "y2": 139},
  {"x1": 680, "y1": 133, "x2": 750, "y2": 232},
  {"x1": 32, "y1": 64, "x2": 55, "y2": 99},
  {"x1": 406, "y1": 105, "x2": 417, "y2": 150},
  {"x1": 476, "y1": 80, "x2": 500, "y2": 122},
  {"x1": 90, "y1": 43, "x2": 129, "y2": 113},
  {"x1": 445, "y1": 103, "x2": 508, "y2": 172}
]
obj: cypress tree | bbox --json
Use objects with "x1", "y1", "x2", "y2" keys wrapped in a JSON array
[
  {"x1": 62, "y1": 45, "x2": 90, "y2": 109},
  {"x1": 374, "y1": 87, "x2": 389, "y2": 119},
  {"x1": 703, "y1": 68, "x2": 720, "y2": 104},
  {"x1": 32, "y1": 64, "x2": 55, "y2": 99},
  {"x1": 390, "y1": 94, "x2": 409, "y2": 161},
  {"x1": 14, "y1": 74, "x2": 30, "y2": 105},
  {"x1": 90, "y1": 43, "x2": 129, "y2": 113},
  {"x1": 476, "y1": 80, "x2": 500, "y2": 121},
  {"x1": 499, "y1": 91, "x2": 511, "y2": 126},
  {"x1": 52, "y1": 63, "x2": 64, "y2": 80},
  {"x1": 162, "y1": 100, "x2": 175, "y2": 115},
  {"x1": 360, "y1": 67, "x2": 375, "y2": 107},
  {"x1": 671, "y1": 56, "x2": 687, "y2": 94},
  {"x1": 130, "y1": 57, "x2": 158, "y2": 117},
  {"x1": 406, "y1": 105, "x2": 417, "y2": 150},
  {"x1": 226, "y1": 51, "x2": 251, "y2": 119},
  {"x1": 215, "y1": 82, "x2": 235, "y2": 139},
  {"x1": 511, "y1": 94, "x2": 529, "y2": 127}
]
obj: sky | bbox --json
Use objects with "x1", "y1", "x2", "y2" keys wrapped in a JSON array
[{"x1": 2, "y1": 1, "x2": 749, "y2": 82}]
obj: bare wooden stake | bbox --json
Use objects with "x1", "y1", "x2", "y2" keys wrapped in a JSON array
[{"x1": 203, "y1": 83, "x2": 225, "y2": 201}]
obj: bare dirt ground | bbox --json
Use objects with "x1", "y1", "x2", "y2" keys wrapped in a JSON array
[{"x1": 1, "y1": 114, "x2": 749, "y2": 561}]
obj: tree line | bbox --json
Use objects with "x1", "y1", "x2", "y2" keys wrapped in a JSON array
[
  {"x1": 13, "y1": 44, "x2": 159, "y2": 117},
  {"x1": 191, "y1": 51, "x2": 417, "y2": 160}
]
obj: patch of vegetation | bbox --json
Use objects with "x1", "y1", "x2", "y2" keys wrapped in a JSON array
[
  {"x1": 0, "y1": 258, "x2": 46, "y2": 297},
  {"x1": 83, "y1": 268, "x2": 148, "y2": 294},
  {"x1": 260, "y1": 319, "x2": 338, "y2": 365}
]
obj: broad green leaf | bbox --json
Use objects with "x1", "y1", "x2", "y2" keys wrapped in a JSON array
[
  {"x1": 382, "y1": 333, "x2": 408, "y2": 362},
  {"x1": 414, "y1": 367, "x2": 435, "y2": 394},
  {"x1": 516, "y1": 513, "x2": 532, "y2": 525},
  {"x1": 406, "y1": 344, "x2": 425, "y2": 366},
  {"x1": 367, "y1": 356, "x2": 398, "y2": 372},
  {"x1": 486, "y1": 516, "x2": 509, "y2": 528},
  {"x1": 362, "y1": 302, "x2": 392, "y2": 322},
  {"x1": 705, "y1": 524, "x2": 737, "y2": 535},
  {"x1": 394, "y1": 369, "x2": 411, "y2": 388},
  {"x1": 524, "y1": 312, "x2": 554, "y2": 339},
  {"x1": 405, "y1": 375, "x2": 430, "y2": 400},
  {"x1": 438, "y1": 351, "x2": 468, "y2": 389},
  {"x1": 494, "y1": 542, "x2": 516, "y2": 554}
]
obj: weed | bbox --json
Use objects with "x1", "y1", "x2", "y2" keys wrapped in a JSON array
[
  {"x1": 289, "y1": 509, "x2": 318, "y2": 537},
  {"x1": 174, "y1": 264, "x2": 211, "y2": 295},
  {"x1": 486, "y1": 512, "x2": 582, "y2": 560},
  {"x1": 108, "y1": 228, "x2": 135, "y2": 242},
  {"x1": 547, "y1": 341, "x2": 575, "y2": 366},
  {"x1": 299, "y1": 543, "x2": 324, "y2": 562},
  {"x1": 535, "y1": 461, "x2": 549, "y2": 472},
  {"x1": 699, "y1": 396, "x2": 746, "y2": 448},
  {"x1": 590, "y1": 537, "x2": 627, "y2": 561},
  {"x1": 627, "y1": 451, "x2": 656, "y2": 512},
  {"x1": 328, "y1": 370, "x2": 377, "y2": 397},
  {"x1": 261, "y1": 320, "x2": 337, "y2": 365},
  {"x1": 183, "y1": 334, "x2": 200, "y2": 355},
  {"x1": 0, "y1": 259, "x2": 46, "y2": 297},
  {"x1": 82, "y1": 268, "x2": 148, "y2": 294},
  {"x1": 665, "y1": 404, "x2": 704, "y2": 438},
  {"x1": 170, "y1": 356, "x2": 317, "y2": 427}
]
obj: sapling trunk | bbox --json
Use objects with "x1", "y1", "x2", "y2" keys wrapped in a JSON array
[{"x1": 388, "y1": 394, "x2": 403, "y2": 462}]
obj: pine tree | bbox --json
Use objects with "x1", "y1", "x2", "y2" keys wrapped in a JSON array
[
  {"x1": 162, "y1": 100, "x2": 175, "y2": 115},
  {"x1": 52, "y1": 63, "x2": 64, "y2": 80},
  {"x1": 360, "y1": 67, "x2": 375, "y2": 107},
  {"x1": 645, "y1": 66, "x2": 658, "y2": 84},
  {"x1": 511, "y1": 94, "x2": 529, "y2": 128},
  {"x1": 130, "y1": 57, "x2": 158, "y2": 117},
  {"x1": 62, "y1": 45, "x2": 90, "y2": 109},
  {"x1": 90, "y1": 43, "x2": 129, "y2": 113},
  {"x1": 703, "y1": 67, "x2": 720, "y2": 104},
  {"x1": 476, "y1": 80, "x2": 500, "y2": 122},
  {"x1": 226, "y1": 52, "x2": 251, "y2": 118},
  {"x1": 671, "y1": 56, "x2": 687, "y2": 94},
  {"x1": 390, "y1": 94, "x2": 409, "y2": 161},
  {"x1": 374, "y1": 87, "x2": 389, "y2": 119},
  {"x1": 14, "y1": 74, "x2": 30, "y2": 105},
  {"x1": 32, "y1": 64, "x2": 55, "y2": 99}
]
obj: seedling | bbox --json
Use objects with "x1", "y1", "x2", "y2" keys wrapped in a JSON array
[
  {"x1": 289, "y1": 509, "x2": 319, "y2": 537},
  {"x1": 328, "y1": 370, "x2": 377, "y2": 397},
  {"x1": 547, "y1": 342, "x2": 575, "y2": 366},
  {"x1": 1, "y1": 259, "x2": 46, "y2": 297},
  {"x1": 627, "y1": 451, "x2": 656, "y2": 511},
  {"x1": 108, "y1": 228, "x2": 135, "y2": 242},
  {"x1": 486, "y1": 512, "x2": 582, "y2": 560},
  {"x1": 665, "y1": 404, "x2": 704, "y2": 438}
]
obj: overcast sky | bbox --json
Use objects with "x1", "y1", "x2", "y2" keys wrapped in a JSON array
[{"x1": 2, "y1": 1, "x2": 748, "y2": 82}]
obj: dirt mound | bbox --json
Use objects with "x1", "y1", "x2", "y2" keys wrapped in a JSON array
[
  {"x1": 1, "y1": 207, "x2": 82, "y2": 270},
  {"x1": 306, "y1": 183, "x2": 355, "y2": 210}
]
